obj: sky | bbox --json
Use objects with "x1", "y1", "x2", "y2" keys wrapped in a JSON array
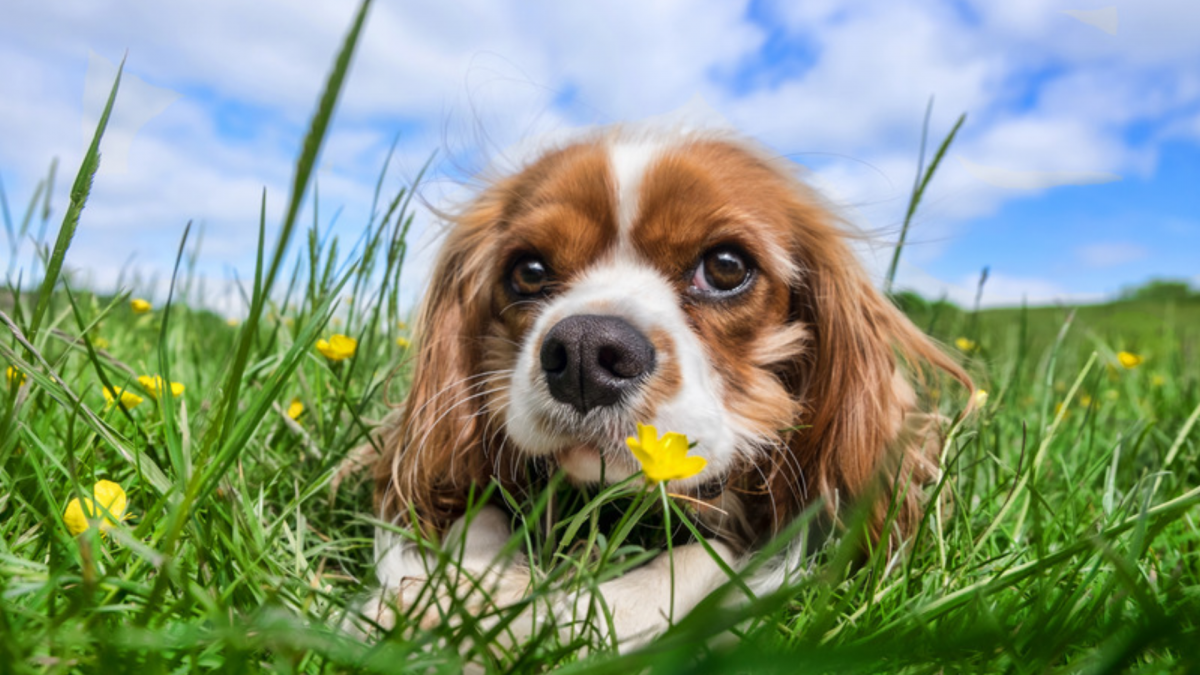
[{"x1": 1, "y1": 0, "x2": 1198, "y2": 311}]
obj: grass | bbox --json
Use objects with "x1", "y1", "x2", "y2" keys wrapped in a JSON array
[{"x1": 3, "y1": 3, "x2": 1200, "y2": 672}]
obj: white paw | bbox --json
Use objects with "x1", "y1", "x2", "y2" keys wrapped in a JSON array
[{"x1": 391, "y1": 566, "x2": 534, "y2": 632}]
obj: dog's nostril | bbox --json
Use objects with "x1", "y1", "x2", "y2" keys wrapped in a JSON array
[
  {"x1": 541, "y1": 339, "x2": 568, "y2": 374},
  {"x1": 597, "y1": 345, "x2": 619, "y2": 375},
  {"x1": 597, "y1": 344, "x2": 645, "y2": 379}
]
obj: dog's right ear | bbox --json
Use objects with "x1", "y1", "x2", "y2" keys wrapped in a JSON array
[{"x1": 374, "y1": 184, "x2": 512, "y2": 534}]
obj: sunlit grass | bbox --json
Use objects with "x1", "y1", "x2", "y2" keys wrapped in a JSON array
[{"x1": 3, "y1": 1, "x2": 1199, "y2": 671}]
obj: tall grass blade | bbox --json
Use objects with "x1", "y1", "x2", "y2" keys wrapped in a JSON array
[
  {"x1": 27, "y1": 60, "x2": 123, "y2": 342},
  {"x1": 884, "y1": 106, "x2": 966, "y2": 294}
]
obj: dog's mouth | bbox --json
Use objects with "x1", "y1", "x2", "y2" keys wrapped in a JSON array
[
  {"x1": 553, "y1": 443, "x2": 638, "y2": 484},
  {"x1": 550, "y1": 441, "x2": 726, "y2": 500}
]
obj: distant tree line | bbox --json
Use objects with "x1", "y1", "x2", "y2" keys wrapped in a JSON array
[
  {"x1": 888, "y1": 278, "x2": 1197, "y2": 312},
  {"x1": 1117, "y1": 278, "x2": 1198, "y2": 302}
]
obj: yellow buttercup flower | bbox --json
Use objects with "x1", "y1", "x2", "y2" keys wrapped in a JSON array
[
  {"x1": 316, "y1": 334, "x2": 357, "y2": 361},
  {"x1": 625, "y1": 423, "x2": 707, "y2": 484},
  {"x1": 103, "y1": 386, "x2": 144, "y2": 409},
  {"x1": 226, "y1": 317, "x2": 239, "y2": 327},
  {"x1": 395, "y1": 336, "x2": 411, "y2": 349},
  {"x1": 972, "y1": 389, "x2": 988, "y2": 408},
  {"x1": 287, "y1": 398, "x2": 304, "y2": 420},
  {"x1": 137, "y1": 375, "x2": 185, "y2": 399},
  {"x1": 955, "y1": 337, "x2": 977, "y2": 352},
  {"x1": 1151, "y1": 374, "x2": 1165, "y2": 387},
  {"x1": 6, "y1": 366, "x2": 25, "y2": 387},
  {"x1": 1116, "y1": 351, "x2": 1143, "y2": 369},
  {"x1": 92, "y1": 336, "x2": 110, "y2": 350},
  {"x1": 63, "y1": 480, "x2": 128, "y2": 536},
  {"x1": 131, "y1": 298, "x2": 152, "y2": 314}
]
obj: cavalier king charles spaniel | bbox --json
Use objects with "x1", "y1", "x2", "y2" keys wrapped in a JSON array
[{"x1": 359, "y1": 127, "x2": 971, "y2": 650}]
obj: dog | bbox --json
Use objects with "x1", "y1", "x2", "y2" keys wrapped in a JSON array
[{"x1": 358, "y1": 126, "x2": 971, "y2": 651}]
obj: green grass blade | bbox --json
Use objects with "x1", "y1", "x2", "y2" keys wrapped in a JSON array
[
  {"x1": 884, "y1": 108, "x2": 966, "y2": 294},
  {"x1": 27, "y1": 59, "x2": 124, "y2": 342}
]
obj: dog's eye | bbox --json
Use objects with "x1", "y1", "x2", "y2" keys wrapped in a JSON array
[
  {"x1": 510, "y1": 256, "x2": 551, "y2": 296},
  {"x1": 691, "y1": 247, "x2": 751, "y2": 294}
]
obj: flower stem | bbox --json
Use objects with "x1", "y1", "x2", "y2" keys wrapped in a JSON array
[{"x1": 660, "y1": 481, "x2": 676, "y2": 624}]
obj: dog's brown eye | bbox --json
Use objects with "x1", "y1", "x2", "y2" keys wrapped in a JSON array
[
  {"x1": 692, "y1": 247, "x2": 751, "y2": 294},
  {"x1": 511, "y1": 256, "x2": 550, "y2": 296}
]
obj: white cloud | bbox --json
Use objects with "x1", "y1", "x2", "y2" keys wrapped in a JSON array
[
  {"x1": 1060, "y1": 8, "x2": 1119, "y2": 37},
  {"x1": 957, "y1": 156, "x2": 1121, "y2": 190},
  {"x1": 894, "y1": 264, "x2": 1104, "y2": 308},
  {"x1": 2, "y1": 0, "x2": 1198, "y2": 312},
  {"x1": 83, "y1": 51, "x2": 181, "y2": 176},
  {"x1": 1076, "y1": 242, "x2": 1150, "y2": 268},
  {"x1": 971, "y1": 271, "x2": 1106, "y2": 307}
]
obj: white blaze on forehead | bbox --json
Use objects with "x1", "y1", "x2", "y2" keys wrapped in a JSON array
[
  {"x1": 608, "y1": 135, "x2": 802, "y2": 286},
  {"x1": 608, "y1": 139, "x2": 668, "y2": 243}
]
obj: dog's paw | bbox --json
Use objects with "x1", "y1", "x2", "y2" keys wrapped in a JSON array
[
  {"x1": 344, "y1": 588, "x2": 400, "y2": 636},
  {"x1": 393, "y1": 566, "x2": 535, "y2": 632}
]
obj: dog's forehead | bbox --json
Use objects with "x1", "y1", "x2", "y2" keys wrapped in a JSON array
[{"x1": 506, "y1": 135, "x2": 794, "y2": 281}]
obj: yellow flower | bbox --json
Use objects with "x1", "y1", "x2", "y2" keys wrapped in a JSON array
[
  {"x1": 1151, "y1": 374, "x2": 1165, "y2": 387},
  {"x1": 287, "y1": 398, "x2": 304, "y2": 420},
  {"x1": 316, "y1": 334, "x2": 357, "y2": 361},
  {"x1": 6, "y1": 366, "x2": 25, "y2": 387},
  {"x1": 625, "y1": 423, "x2": 707, "y2": 484},
  {"x1": 131, "y1": 298, "x2": 152, "y2": 314},
  {"x1": 1079, "y1": 394, "x2": 1093, "y2": 407},
  {"x1": 972, "y1": 389, "x2": 988, "y2": 408},
  {"x1": 92, "y1": 336, "x2": 110, "y2": 350},
  {"x1": 397, "y1": 320, "x2": 408, "y2": 330},
  {"x1": 955, "y1": 337, "x2": 977, "y2": 352},
  {"x1": 226, "y1": 318, "x2": 239, "y2": 327},
  {"x1": 103, "y1": 386, "x2": 144, "y2": 409},
  {"x1": 1116, "y1": 351, "x2": 1143, "y2": 369},
  {"x1": 1104, "y1": 389, "x2": 1119, "y2": 401},
  {"x1": 137, "y1": 375, "x2": 185, "y2": 399},
  {"x1": 395, "y1": 336, "x2": 411, "y2": 349},
  {"x1": 63, "y1": 480, "x2": 128, "y2": 536}
]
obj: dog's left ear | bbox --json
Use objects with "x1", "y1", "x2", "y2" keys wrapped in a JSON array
[
  {"x1": 374, "y1": 182, "x2": 517, "y2": 535},
  {"x1": 778, "y1": 192, "x2": 972, "y2": 548}
]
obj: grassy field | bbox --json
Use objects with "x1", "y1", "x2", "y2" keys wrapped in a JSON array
[{"x1": 3, "y1": 4, "x2": 1199, "y2": 672}]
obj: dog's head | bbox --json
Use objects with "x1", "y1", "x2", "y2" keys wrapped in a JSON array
[{"x1": 376, "y1": 130, "x2": 970, "y2": 548}]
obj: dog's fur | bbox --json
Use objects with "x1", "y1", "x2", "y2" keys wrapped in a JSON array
[{"x1": 360, "y1": 128, "x2": 971, "y2": 649}]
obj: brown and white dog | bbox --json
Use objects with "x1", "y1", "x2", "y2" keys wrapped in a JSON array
[{"x1": 361, "y1": 127, "x2": 971, "y2": 649}]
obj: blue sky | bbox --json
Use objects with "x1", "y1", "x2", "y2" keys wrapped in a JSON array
[{"x1": 1, "y1": 0, "x2": 1197, "y2": 311}]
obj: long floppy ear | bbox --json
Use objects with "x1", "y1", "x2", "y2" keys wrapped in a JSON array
[
  {"x1": 374, "y1": 186, "x2": 515, "y2": 534},
  {"x1": 782, "y1": 197, "x2": 972, "y2": 548}
]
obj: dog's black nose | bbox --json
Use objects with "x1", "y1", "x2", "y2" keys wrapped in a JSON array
[{"x1": 540, "y1": 314, "x2": 656, "y2": 414}]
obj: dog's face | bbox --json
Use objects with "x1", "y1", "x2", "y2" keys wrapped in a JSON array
[
  {"x1": 377, "y1": 130, "x2": 969, "y2": 547},
  {"x1": 496, "y1": 139, "x2": 804, "y2": 490}
]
